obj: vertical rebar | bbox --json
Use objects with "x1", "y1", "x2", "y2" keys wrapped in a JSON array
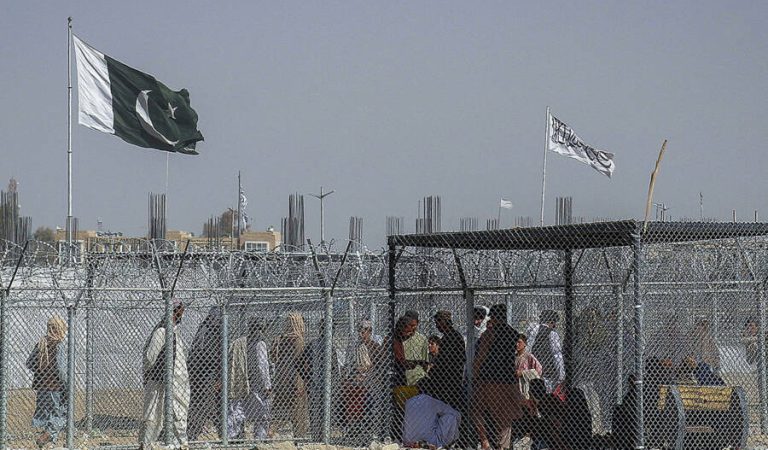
[
  {"x1": 759, "y1": 285, "x2": 767, "y2": 433},
  {"x1": 163, "y1": 291, "x2": 174, "y2": 445},
  {"x1": 66, "y1": 304, "x2": 76, "y2": 449},
  {"x1": 322, "y1": 290, "x2": 333, "y2": 444},
  {"x1": 631, "y1": 232, "x2": 644, "y2": 450},
  {"x1": 0, "y1": 290, "x2": 8, "y2": 449},
  {"x1": 221, "y1": 302, "x2": 229, "y2": 445}
]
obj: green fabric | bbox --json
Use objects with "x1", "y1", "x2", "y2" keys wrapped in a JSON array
[{"x1": 106, "y1": 56, "x2": 203, "y2": 154}]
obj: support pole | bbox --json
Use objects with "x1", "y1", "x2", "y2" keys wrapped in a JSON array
[
  {"x1": 615, "y1": 285, "x2": 624, "y2": 405},
  {"x1": 539, "y1": 106, "x2": 550, "y2": 226},
  {"x1": 0, "y1": 242, "x2": 27, "y2": 449},
  {"x1": 464, "y1": 289, "x2": 476, "y2": 409},
  {"x1": 66, "y1": 304, "x2": 76, "y2": 449},
  {"x1": 563, "y1": 248, "x2": 574, "y2": 387},
  {"x1": 759, "y1": 284, "x2": 768, "y2": 433},
  {"x1": 387, "y1": 242, "x2": 396, "y2": 442},
  {"x1": 66, "y1": 17, "x2": 73, "y2": 261},
  {"x1": 631, "y1": 232, "x2": 645, "y2": 450},
  {"x1": 221, "y1": 302, "x2": 229, "y2": 445},
  {"x1": 322, "y1": 290, "x2": 334, "y2": 444},
  {"x1": 163, "y1": 290, "x2": 174, "y2": 445},
  {"x1": 0, "y1": 290, "x2": 8, "y2": 449},
  {"x1": 85, "y1": 262, "x2": 95, "y2": 432}
]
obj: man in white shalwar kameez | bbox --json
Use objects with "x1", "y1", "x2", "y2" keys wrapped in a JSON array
[
  {"x1": 139, "y1": 301, "x2": 191, "y2": 449},
  {"x1": 228, "y1": 318, "x2": 272, "y2": 439}
]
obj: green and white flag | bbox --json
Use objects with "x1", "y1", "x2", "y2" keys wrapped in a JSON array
[{"x1": 73, "y1": 35, "x2": 203, "y2": 154}]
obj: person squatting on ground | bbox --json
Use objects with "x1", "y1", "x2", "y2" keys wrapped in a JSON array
[
  {"x1": 472, "y1": 304, "x2": 522, "y2": 450},
  {"x1": 27, "y1": 316, "x2": 68, "y2": 449},
  {"x1": 403, "y1": 311, "x2": 468, "y2": 450},
  {"x1": 227, "y1": 318, "x2": 273, "y2": 440},
  {"x1": 527, "y1": 310, "x2": 565, "y2": 393},
  {"x1": 139, "y1": 300, "x2": 190, "y2": 449},
  {"x1": 270, "y1": 312, "x2": 309, "y2": 437},
  {"x1": 402, "y1": 393, "x2": 461, "y2": 450}
]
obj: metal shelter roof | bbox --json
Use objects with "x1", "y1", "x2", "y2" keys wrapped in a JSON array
[{"x1": 387, "y1": 220, "x2": 768, "y2": 251}]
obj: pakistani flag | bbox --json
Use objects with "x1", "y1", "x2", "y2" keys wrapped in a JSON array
[{"x1": 73, "y1": 35, "x2": 203, "y2": 154}]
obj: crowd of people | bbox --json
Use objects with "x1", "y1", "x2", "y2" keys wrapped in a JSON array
[
  {"x1": 396, "y1": 306, "x2": 565, "y2": 450},
  {"x1": 27, "y1": 305, "x2": 750, "y2": 449}
]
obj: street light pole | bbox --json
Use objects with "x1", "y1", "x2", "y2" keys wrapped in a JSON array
[{"x1": 309, "y1": 186, "x2": 335, "y2": 249}]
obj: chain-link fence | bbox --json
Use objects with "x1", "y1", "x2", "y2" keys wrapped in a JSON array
[{"x1": 2, "y1": 221, "x2": 768, "y2": 449}]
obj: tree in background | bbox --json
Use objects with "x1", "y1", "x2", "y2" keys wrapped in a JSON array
[{"x1": 33, "y1": 227, "x2": 56, "y2": 243}]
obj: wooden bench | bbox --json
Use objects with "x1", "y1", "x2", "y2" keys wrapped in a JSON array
[{"x1": 652, "y1": 384, "x2": 749, "y2": 449}]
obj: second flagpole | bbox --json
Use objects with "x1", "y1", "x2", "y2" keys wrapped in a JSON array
[{"x1": 539, "y1": 106, "x2": 550, "y2": 226}]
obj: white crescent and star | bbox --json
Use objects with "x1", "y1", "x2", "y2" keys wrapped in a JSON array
[{"x1": 135, "y1": 90, "x2": 179, "y2": 146}]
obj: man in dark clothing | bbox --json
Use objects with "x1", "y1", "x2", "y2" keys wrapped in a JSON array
[
  {"x1": 420, "y1": 310, "x2": 466, "y2": 410},
  {"x1": 472, "y1": 304, "x2": 521, "y2": 450}
]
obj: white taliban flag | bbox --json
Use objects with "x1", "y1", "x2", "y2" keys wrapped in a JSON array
[
  {"x1": 547, "y1": 111, "x2": 615, "y2": 178},
  {"x1": 499, "y1": 198, "x2": 514, "y2": 209}
]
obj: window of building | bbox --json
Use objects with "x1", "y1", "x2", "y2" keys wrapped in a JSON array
[{"x1": 245, "y1": 241, "x2": 269, "y2": 252}]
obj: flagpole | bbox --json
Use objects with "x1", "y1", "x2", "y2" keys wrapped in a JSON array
[
  {"x1": 539, "y1": 106, "x2": 550, "y2": 226},
  {"x1": 67, "y1": 17, "x2": 73, "y2": 258},
  {"x1": 236, "y1": 171, "x2": 241, "y2": 242},
  {"x1": 497, "y1": 204, "x2": 501, "y2": 227},
  {"x1": 165, "y1": 153, "x2": 169, "y2": 197}
]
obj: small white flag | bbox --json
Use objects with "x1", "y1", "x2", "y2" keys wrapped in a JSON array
[
  {"x1": 547, "y1": 111, "x2": 615, "y2": 178},
  {"x1": 239, "y1": 189, "x2": 248, "y2": 209},
  {"x1": 499, "y1": 199, "x2": 514, "y2": 209}
]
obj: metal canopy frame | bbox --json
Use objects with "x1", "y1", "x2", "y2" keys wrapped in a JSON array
[{"x1": 386, "y1": 220, "x2": 768, "y2": 450}]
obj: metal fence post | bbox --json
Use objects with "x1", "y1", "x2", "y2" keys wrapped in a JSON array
[
  {"x1": 322, "y1": 289, "x2": 334, "y2": 444},
  {"x1": 631, "y1": 232, "x2": 645, "y2": 450},
  {"x1": 563, "y1": 249, "x2": 574, "y2": 387},
  {"x1": 464, "y1": 289, "x2": 476, "y2": 414},
  {"x1": 163, "y1": 291, "x2": 174, "y2": 446},
  {"x1": 387, "y1": 243, "x2": 396, "y2": 442},
  {"x1": 85, "y1": 262, "x2": 95, "y2": 433},
  {"x1": 348, "y1": 296, "x2": 356, "y2": 345},
  {"x1": 0, "y1": 289, "x2": 8, "y2": 449},
  {"x1": 66, "y1": 304, "x2": 76, "y2": 449},
  {"x1": 758, "y1": 284, "x2": 768, "y2": 433},
  {"x1": 221, "y1": 302, "x2": 229, "y2": 445},
  {"x1": 615, "y1": 285, "x2": 624, "y2": 405}
]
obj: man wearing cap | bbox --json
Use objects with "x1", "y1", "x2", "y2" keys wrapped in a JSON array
[
  {"x1": 420, "y1": 310, "x2": 465, "y2": 410},
  {"x1": 527, "y1": 310, "x2": 565, "y2": 393}
]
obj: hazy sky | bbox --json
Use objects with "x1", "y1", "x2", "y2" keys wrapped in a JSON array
[{"x1": 2, "y1": 2, "x2": 767, "y2": 249}]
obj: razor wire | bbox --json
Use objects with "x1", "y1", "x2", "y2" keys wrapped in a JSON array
[{"x1": 1, "y1": 225, "x2": 768, "y2": 449}]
